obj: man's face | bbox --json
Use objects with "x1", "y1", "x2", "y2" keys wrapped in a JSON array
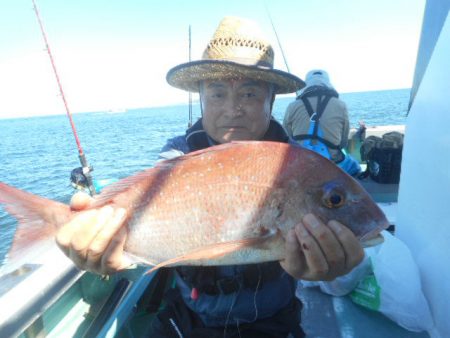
[{"x1": 200, "y1": 78, "x2": 273, "y2": 143}]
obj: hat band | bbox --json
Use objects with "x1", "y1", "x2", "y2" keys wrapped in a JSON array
[{"x1": 204, "y1": 56, "x2": 273, "y2": 69}]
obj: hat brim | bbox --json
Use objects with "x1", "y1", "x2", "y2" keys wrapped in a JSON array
[{"x1": 166, "y1": 60, "x2": 305, "y2": 94}]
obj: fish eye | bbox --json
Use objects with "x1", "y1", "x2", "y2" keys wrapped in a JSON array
[{"x1": 322, "y1": 187, "x2": 346, "y2": 209}]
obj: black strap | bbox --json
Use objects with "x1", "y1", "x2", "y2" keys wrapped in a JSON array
[
  {"x1": 296, "y1": 85, "x2": 338, "y2": 142},
  {"x1": 177, "y1": 262, "x2": 283, "y2": 295},
  {"x1": 298, "y1": 94, "x2": 339, "y2": 148},
  {"x1": 299, "y1": 95, "x2": 315, "y2": 119},
  {"x1": 293, "y1": 134, "x2": 342, "y2": 150},
  {"x1": 213, "y1": 263, "x2": 282, "y2": 294}
]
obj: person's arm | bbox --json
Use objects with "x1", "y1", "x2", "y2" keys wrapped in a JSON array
[
  {"x1": 280, "y1": 213, "x2": 364, "y2": 281},
  {"x1": 158, "y1": 135, "x2": 188, "y2": 161}
]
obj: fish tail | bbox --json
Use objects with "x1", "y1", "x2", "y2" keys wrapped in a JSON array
[{"x1": 0, "y1": 182, "x2": 72, "y2": 261}]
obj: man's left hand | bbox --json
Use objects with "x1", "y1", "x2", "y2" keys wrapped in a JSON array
[{"x1": 280, "y1": 213, "x2": 364, "y2": 281}]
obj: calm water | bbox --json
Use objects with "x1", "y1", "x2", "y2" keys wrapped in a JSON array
[{"x1": 0, "y1": 88, "x2": 409, "y2": 264}]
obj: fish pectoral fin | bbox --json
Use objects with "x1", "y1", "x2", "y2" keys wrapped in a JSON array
[{"x1": 145, "y1": 236, "x2": 271, "y2": 274}]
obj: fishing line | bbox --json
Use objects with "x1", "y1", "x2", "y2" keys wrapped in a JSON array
[
  {"x1": 264, "y1": 2, "x2": 291, "y2": 74},
  {"x1": 169, "y1": 318, "x2": 184, "y2": 338},
  {"x1": 188, "y1": 25, "x2": 193, "y2": 128},
  {"x1": 31, "y1": 0, "x2": 96, "y2": 195},
  {"x1": 223, "y1": 282, "x2": 241, "y2": 338},
  {"x1": 222, "y1": 267, "x2": 262, "y2": 338},
  {"x1": 264, "y1": 2, "x2": 303, "y2": 98},
  {"x1": 235, "y1": 319, "x2": 242, "y2": 338},
  {"x1": 251, "y1": 266, "x2": 262, "y2": 322}
]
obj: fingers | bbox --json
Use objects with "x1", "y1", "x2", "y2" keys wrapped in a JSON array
[
  {"x1": 294, "y1": 220, "x2": 332, "y2": 279},
  {"x1": 70, "y1": 192, "x2": 94, "y2": 210},
  {"x1": 56, "y1": 208, "x2": 103, "y2": 259},
  {"x1": 302, "y1": 214, "x2": 346, "y2": 280},
  {"x1": 85, "y1": 208, "x2": 128, "y2": 274},
  {"x1": 280, "y1": 228, "x2": 306, "y2": 278},
  {"x1": 281, "y1": 214, "x2": 364, "y2": 281},
  {"x1": 56, "y1": 205, "x2": 128, "y2": 275},
  {"x1": 101, "y1": 227, "x2": 129, "y2": 274},
  {"x1": 328, "y1": 220, "x2": 365, "y2": 268}
]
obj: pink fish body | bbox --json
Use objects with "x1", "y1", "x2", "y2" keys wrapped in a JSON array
[{"x1": 0, "y1": 141, "x2": 388, "y2": 271}]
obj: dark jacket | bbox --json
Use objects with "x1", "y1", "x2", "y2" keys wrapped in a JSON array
[{"x1": 157, "y1": 118, "x2": 298, "y2": 327}]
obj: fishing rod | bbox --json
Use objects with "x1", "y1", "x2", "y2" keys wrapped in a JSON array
[
  {"x1": 31, "y1": 0, "x2": 96, "y2": 196},
  {"x1": 188, "y1": 24, "x2": 193, "y2": 128},
  {"x1": 264, "y1": 2, "x2": 291, "y2": 74}
]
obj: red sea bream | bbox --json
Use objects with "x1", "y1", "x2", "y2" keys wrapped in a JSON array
[{"x1": 0, "y1": 141, "x2": 388, "y2": 271}]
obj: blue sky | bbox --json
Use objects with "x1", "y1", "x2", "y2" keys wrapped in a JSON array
[{"x1": 0, "y1": 0, "x2": 425, "y2": 118}]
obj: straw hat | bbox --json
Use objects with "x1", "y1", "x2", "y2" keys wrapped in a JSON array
[{"x1": 166, "y1": 16, "x2": 305, "y2": 94}]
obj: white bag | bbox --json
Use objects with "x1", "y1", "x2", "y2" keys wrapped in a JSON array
[
  {"x1": 350, "y1": 231, "x2": 434, "y2": 332},
  {"x1": 300, "y1": 254, "x2": 372, "y2": 296}
]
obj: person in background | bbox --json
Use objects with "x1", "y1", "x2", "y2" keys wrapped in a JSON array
[
  {"x1": 56, "y1": 17, "x2": 365, "y2": 337},
  {"x1": 283, "y1": 69, "x2": 361, "y2": 176}
]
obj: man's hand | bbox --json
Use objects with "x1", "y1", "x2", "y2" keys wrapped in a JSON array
[
  {"x1": 280, "y1": 213, "x2": 364, "y2": 281},
  {"x1": 56, "y1": 192, "x2": 129, "y2": 275}
]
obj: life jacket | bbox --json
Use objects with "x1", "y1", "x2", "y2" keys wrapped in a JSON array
[
  {"x1": 175, "y1": 118, "x2": 298, "y2": 327},
  {"x1": 292, "y1": 86, "x2": 345, "y2": 162}
]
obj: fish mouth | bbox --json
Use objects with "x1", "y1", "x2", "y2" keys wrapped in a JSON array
[
  {"x1": 359, "y1": 213, "x2": 390, "y2": 248},
  {"x1": 361, "y1": 233, "x2": 385, "y2": 248}
]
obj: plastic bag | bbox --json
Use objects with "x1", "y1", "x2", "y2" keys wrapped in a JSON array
[
  {"x1": 350, "y1": 231, "x2": 434, "y2": 332},
  {"x1": 300, "y1": 254, "x2": 371, "y2": 296}
]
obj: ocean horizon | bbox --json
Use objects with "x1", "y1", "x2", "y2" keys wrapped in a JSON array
[{"x1": 0, "y1": 87, "x2": 410, "y2": 122}]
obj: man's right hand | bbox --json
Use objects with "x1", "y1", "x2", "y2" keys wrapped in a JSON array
[{"x1": 56, "y1": 192, "x2": 129, "y2": 275}]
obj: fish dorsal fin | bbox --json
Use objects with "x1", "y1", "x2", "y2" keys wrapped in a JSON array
[
  {"x1": 90, "y1": 168, "x2": 158, "y2": 207},
  {"x1": 91, "y1": 141, "x2": 264, "y2": 208},
  {"x1": 146, "y1": 229, "x2": 277, "y2": 274},
  {"x1": 161, "y1": 141, "x2": 258, "y2": 161},
  {"x1": 91, "y1": 142, "x2": 248, "y2": 207}
]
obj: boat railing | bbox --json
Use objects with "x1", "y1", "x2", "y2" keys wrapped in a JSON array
[{"x1": 0, "y1": 246, "x2": 83, "y2": 337}]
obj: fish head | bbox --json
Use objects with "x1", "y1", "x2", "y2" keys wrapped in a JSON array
[
  {"x1": 280, "y1": 148, "x2": 390, "y2": 246},
  {"x1": 305, "y1": 177, "x2": 389, "y2": 244}
]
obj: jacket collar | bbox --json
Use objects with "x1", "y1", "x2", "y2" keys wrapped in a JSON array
[{"x1": 185, "y1": 118, "x2": 289, "y2": 152}]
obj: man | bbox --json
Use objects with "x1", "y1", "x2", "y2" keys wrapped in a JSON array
[
  {"x1": 283, "y1": 70, "x2": 361, "y2": 176},
  {"x1": 56, "y1": 17, "x2": 364, "y2": 337}
]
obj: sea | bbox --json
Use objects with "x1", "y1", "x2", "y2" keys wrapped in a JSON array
[{"x1": 0, "y1": 88, "x2": 410, "y2": 266}]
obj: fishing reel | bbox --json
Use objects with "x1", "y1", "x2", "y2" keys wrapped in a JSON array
[{"x1": 70, "y1": 166, "x2": 94, "y2": 191}]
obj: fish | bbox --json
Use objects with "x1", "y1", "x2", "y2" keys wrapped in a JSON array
[{"x1": 0, "y1": 141, "x2": 389, "y2": 273}]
